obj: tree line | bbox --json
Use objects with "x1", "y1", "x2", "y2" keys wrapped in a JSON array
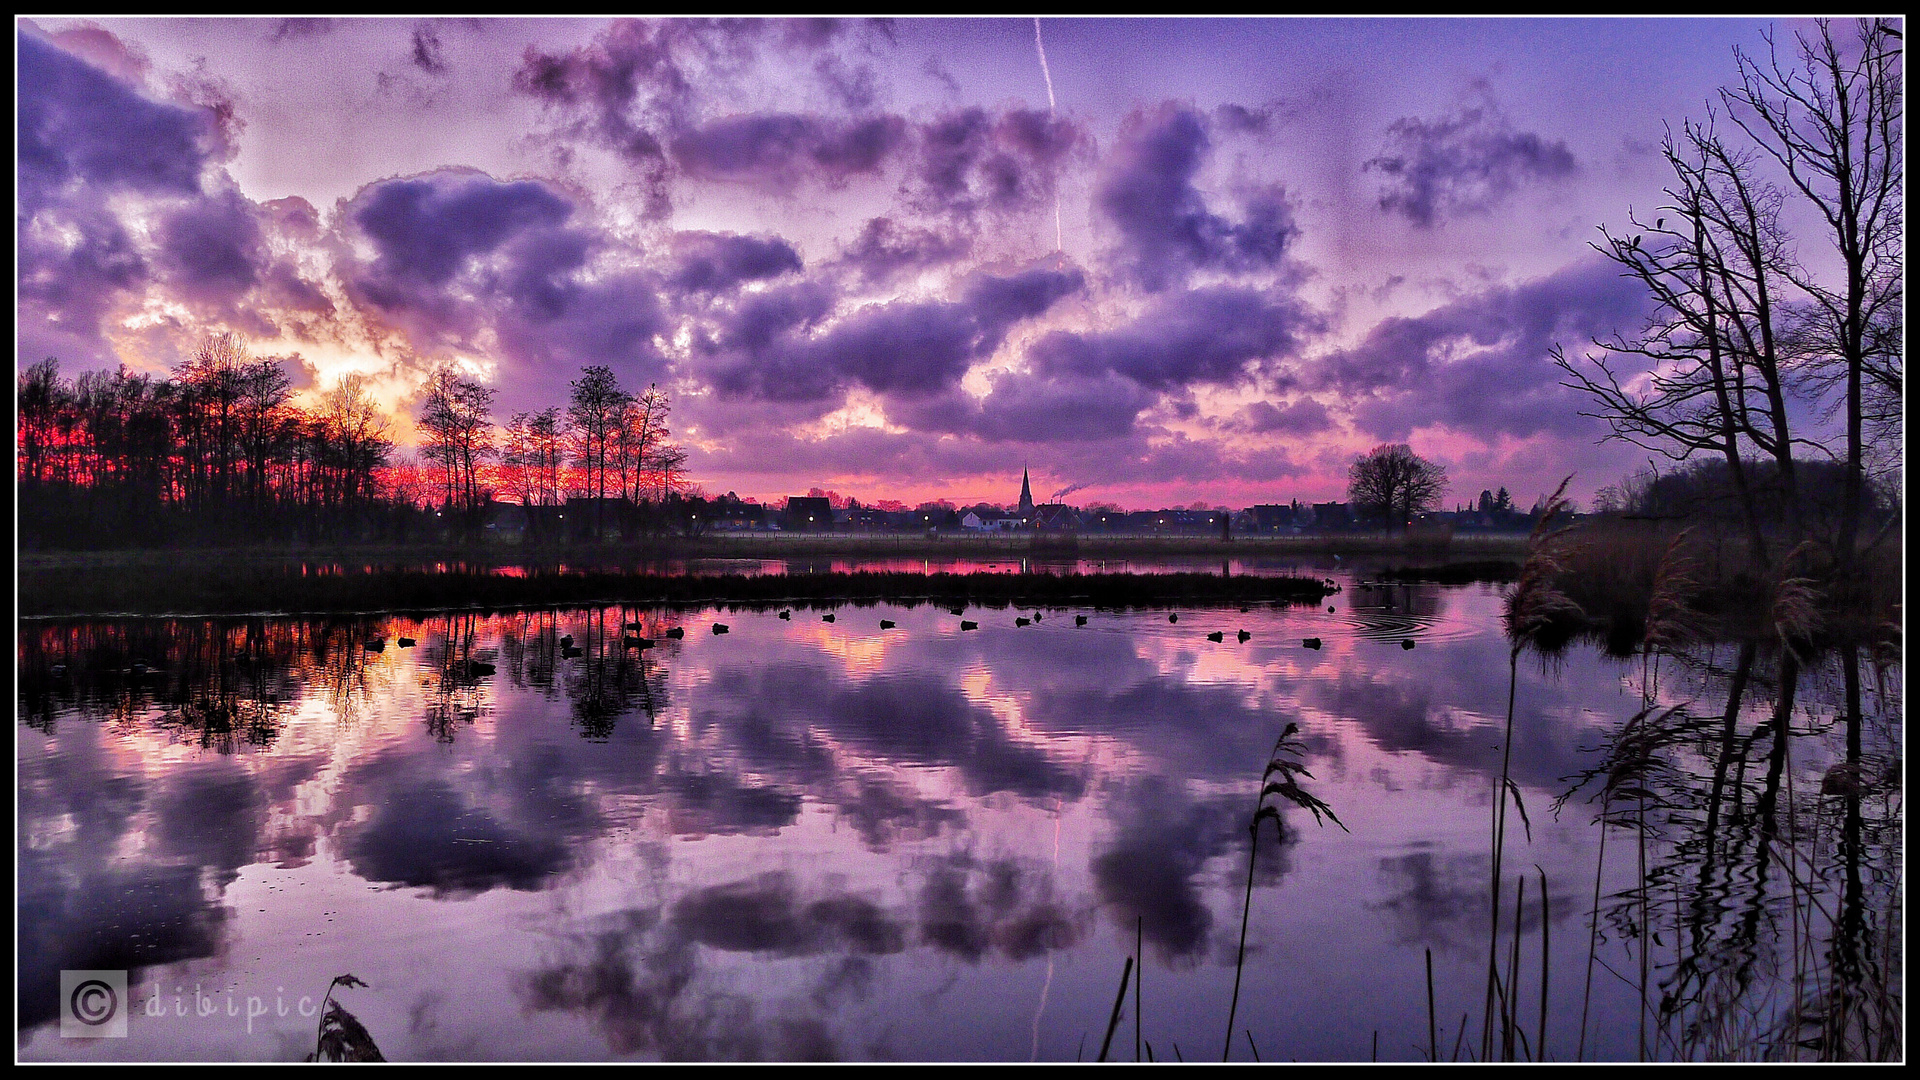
[
  {"x1": 18, "y1": 334, "x2": 398, "y2": 546},
  {"x1": 18, "y1": 334, "x2": 691, "y2": 548}
]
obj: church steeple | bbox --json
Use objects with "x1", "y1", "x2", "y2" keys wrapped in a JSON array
[{"x1": 1018, "y1": 464, "x2": 1035, "y2": 518}]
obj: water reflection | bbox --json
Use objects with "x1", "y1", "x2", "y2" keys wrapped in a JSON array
[{"x1": 16, "y1": 573, "x2": 1898, "y2": 1060}]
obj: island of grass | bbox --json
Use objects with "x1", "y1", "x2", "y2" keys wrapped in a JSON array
[{"x1": 19, "y1": 566, "x2": 1339, "y2": 620}]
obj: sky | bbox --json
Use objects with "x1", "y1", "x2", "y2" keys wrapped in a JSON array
[{"x1": 15, "y1": 16, "x2": 1857, "y2": 510}]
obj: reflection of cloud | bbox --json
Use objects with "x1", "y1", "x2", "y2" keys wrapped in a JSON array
[
  {"x1": 1089, "y1": 778, "x2": 1290, "y2": 963},
  {"x1": 673, "y1": 872, "x2": 904, "y2": 956},
  {"x1": 1371, "y1": 847, "x2": 1576, "y2": 954},
  {"x1": 520, "y1": 899, "x2": 857, "y2": 1061},
  {"x1": 660, "y1": 773, "x2": 802, "y2": 837},
  {"x1": 916, "y1": 852, "x2": 1087, "y2": 963},
  {"x1": 1369, "y1": 848, "x2": 1488, "y2": 952},
  {"x1": 337, "y1": 767, "x2": 571, "y2": 897},
  {"x1": 18, "y1": 859, "x2": 229, "y2": 1031},
  {"x1": 699, "y1": 660, "x2": 1084, "y2": 800}
]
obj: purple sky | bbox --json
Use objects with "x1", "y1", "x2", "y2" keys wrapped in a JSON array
[{"x1": 16, "y1": 17, "x2": 1843, "y2": 510}]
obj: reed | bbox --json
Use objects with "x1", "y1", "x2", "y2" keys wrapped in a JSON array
[
  {"x1": 1225, "y1": 721, "x2": 1348, "y2": 1061},
  {"x1": 306, "y1": 975, "x2": 384, "y2": 1063}
]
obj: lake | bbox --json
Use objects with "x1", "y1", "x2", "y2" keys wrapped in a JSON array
[{"x1": 16, "y1": 560, "x2": 1900, "y2": 1061}]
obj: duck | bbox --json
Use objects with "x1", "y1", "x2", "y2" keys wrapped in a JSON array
[
  {"x1": 560, "y1": 634, "x2": 573, "y2": 648},
  {"x1": 397, "y1": 637, "x2": 416, "y2": 648},
  {"x1": 1168, "y1": 613, "x2": 1179, "y2": 624},
  {"x1": 961, "y1": 620, "x2": 978, "y2": 631},
  {"x1": 561, "y1": 645, "x2": 583, "y2": 658},
  {"x1": 664, "y1": 627, "x2": 685, "y2": 639},
  {"x1": 1238, "y1": 630, "x2": 1251, "y2": 643},
  {"x1": 880, "y1": 620, "x2": 895, "y2": 629},
  {"x1": 822, "y1": 613, "x2": 836, "y2": 623},
  {"x1": 1401, "y1": 639, "x2": 1416, "y2": 650},
  {"x1": 1303, "y1": 638, "x2": 1322, "y2": 650},
  {"x1": 1016, "y1": 617, "x2": 1031, "y2": 627},
  {"x1": 1075, "y1": 615, "x2": 1087, "y2": 626},
  {"x1": 364, "y1": 639, "x2": 385, "y2": 652},
  {"x1": 712, "y1": 624, "x2": 730, "y2": 635},
  {"x1": 779, "y1": 610, "x2": 791, "y2": 620},
  {"x1": 1207, "y1": 631, "x2": 1224, "y2": 643},
  {"x1": 463, "y1": 659, "x2": 496, "y2": 676}
]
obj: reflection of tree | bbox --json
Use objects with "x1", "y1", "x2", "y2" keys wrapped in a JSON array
[
  {"x1": 424, "y1": 613, "x2": 492, "y2": 743},
  {"x1": 1555, "y1": 643, "x2": 1901, "y2": 1060},
  {"x1": 17, "y1": 618, "x2": 327, "y2": 747}
]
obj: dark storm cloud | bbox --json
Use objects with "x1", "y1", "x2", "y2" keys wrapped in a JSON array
[
  {"x1": 667, "y1": 231, "x2": 803, "y2": 294},
  {"x1": 671, "y1": 112, "x2": 910, "y2": 191},
  {"x1": 352, "y1": 171, "x2": 574, "y2": 292},
  {"x1": 155, "y1": 185, "x2": 267, "y2": 304},
  {"x1": 1029, "y1": 286, "x2": 1317, "y2": 391},
  {"x1": 835, "y1": 216, "x2": 972, "y2": 286},
  {"x1": 1096, "y1": 103, "x2": 1302, "y2": 292},
  {"x1": 514, "y1": 19, "x2": 889, "y2": 215},
  {"x1": 1228, "y1": 397, "x2": 1333, "y2": 436},
  {"x1": 909, "y1": 105, "x2": 1084, "y2": 219},
  {"x1": 338, "y1": 169, "x2": 671, "y2": 391},
  {"x1": 17, "y1": 29, "x2": 211, "y2": 213},
  {"x1": 1366, "y1": 100, "x2": 1578, "y2": 227},
  {"x1": 900, "y1": 369, "x2": 1156, "y2": 443},
  {"x1": 695, "y1": 266, "x2": 1081, "y2": 404},
  {"x1": 268, "y1": 18, "x2": 335, "y2": 43},
  {"x1": 1315, "y1": 258, "x2": 1651, "y2": 442},
  {"x1": 411, "y1": 24, "x2": 448, "y2": 74}
]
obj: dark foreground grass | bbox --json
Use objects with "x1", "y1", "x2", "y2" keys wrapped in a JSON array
[{"x1": 18, "y1": 566, "x2": 1338, "y2": 619}]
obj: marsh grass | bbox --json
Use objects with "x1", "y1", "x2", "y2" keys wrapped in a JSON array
[{"x1": 1224, "y1": 721, "x2": 1348, "y2": 1061}]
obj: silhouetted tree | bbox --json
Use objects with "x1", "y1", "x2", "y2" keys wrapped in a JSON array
[
  {"x1": 417, "y1": 365, "x2": 496, "y2": 512},
  {"x1": 1726, "y1": 18, "x2": 1902, "y2": 574},
  {"x1": 566, "y1": 366, "x2": 629, "y2": 507},
  {"x1": 1347, "y1": 444, "x2": 1447, "y2": 531}
]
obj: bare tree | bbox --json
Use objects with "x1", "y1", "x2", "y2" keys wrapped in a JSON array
[
  {"x1": 1347, "y1": 443, "x2": 1447, "y2": 531},
  {"x1": 1724, "y1": 18, "x2": 1902, "y2": 571},
  {"x1": 417, "y1": 365, "x2": 496, "y2": 512},
  {"x1": 567, "y1": 366, "x2": 630, "y2": 503},
  {"x1": 1553, "y1": 117, "x2": 1805, "y2": 565}
]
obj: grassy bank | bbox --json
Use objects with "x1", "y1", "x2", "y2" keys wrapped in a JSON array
[
  {"x1": 1525, "y1": 517, "x2": 1901, "y2": 652},
  {"x1": 17, "y1": 567, "x2": 1338, "y2": 620}
]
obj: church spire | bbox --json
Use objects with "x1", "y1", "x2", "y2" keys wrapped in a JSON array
[{"x1": 1018, "y1": 464, "x2": 1035, "y2": 517}]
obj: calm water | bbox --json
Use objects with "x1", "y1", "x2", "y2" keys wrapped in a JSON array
[{"x1": 17, "y1": 563, "x2": 1900, "y2": 1061}]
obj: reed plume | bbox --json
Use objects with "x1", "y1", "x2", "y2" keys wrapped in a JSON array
[{"x1": 1504, "y1": 477, "x2": 1586, "y2": 651}]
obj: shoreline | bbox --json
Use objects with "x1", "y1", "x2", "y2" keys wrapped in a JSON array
[
  {"x1": 17, "y1": 567, "x2": 1344, "y2": 621},
  {"x1": 16, "y1": 532, "x2": 1529, "y2": 573}
]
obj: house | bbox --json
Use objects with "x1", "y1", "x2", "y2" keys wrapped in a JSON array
[
  {"x1": 782, "y1": 496, "x2": 834, "y2": 531},
  {"x1": 1240, "y1": 503, "x2": 1301, "y2": 534},
  {"x1": 483, "y1": 500, "x2": 529, "y2": 542},
  {"x1": 1032, "y1": 503, "x2": 1079, "y2": 531},
  {"x1": 1311, "y1": 502, "x2": 1352, "y2": 531}
]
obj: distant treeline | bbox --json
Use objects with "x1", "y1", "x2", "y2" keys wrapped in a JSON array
[
  {"x1": 16, "y1": 336, "x2": 702, "y2": 550},
  {"x1": 1592, "y1": 457, "x2": 1894, "y2": 536},
  {"x1": 18, "y1": 340, "x2": 408, "y2": 547}
]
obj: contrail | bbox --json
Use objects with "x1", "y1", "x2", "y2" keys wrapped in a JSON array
[{"x1": 1033, "y1": 18, "x2": 1065, "y2": 258}]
